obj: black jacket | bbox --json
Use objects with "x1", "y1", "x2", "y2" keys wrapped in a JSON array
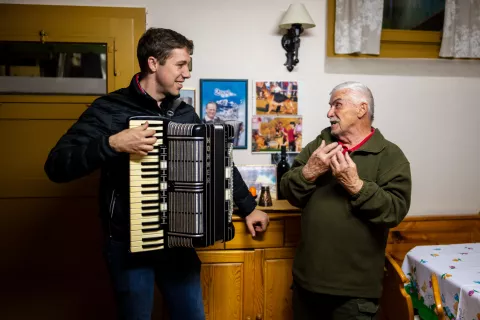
[{"x1": 44, "y1": 74, "x2": 257, "y2": 242}]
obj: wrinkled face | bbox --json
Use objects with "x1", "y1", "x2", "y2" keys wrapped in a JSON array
[
  {"x1": 327, "y1": 89, "x2": 361, "y2": 137},
  {"x1": 150, "y1": 47, "x2": 191, "y2": 97},
  {"x1": 206, "y1": 103, "x2": 217, "y2": 119}
]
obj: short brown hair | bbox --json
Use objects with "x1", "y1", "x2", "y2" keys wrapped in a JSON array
[{"x1": 137, "y1": 28, "x2": 194, "y2": 73}]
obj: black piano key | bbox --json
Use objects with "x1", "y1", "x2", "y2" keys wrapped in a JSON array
[
  {"x1": 142, "y1": 226, "x2": 162, "y2": 232},
  {"x1": 141, "y1": 205, "x2": 159, "y2": 210},
  {"x1": 142, "y1": 221, "x2": 160, "y2": 227},
  {"x1": 141, "y1": 211, "x2": 160, "y2": 217},
  {"x1": 141, "y1": 162, "x2": 158, "y2": 166},
  {"x1": 141, "y1": 168, "x2": 159, "y2": 172},
  {"x1": 141, "y1": 183, "x2": 158, "y2": 188},
  {"x1": 141, "y1": 174, "x2": 159, "y2": 178},
  {"x1": 142, "y1": 199, "x2": 159, "y2": 204},
  {"x1": 141, "y1": 190, "x2": 159, "y2": 195}
]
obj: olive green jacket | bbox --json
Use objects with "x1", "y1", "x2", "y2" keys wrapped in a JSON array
[{"x1": 280, "y1": 128, "x2": 411, "y2": 298}]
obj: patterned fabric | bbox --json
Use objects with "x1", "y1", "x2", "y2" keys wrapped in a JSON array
[
  {"x1": 334, "y1": 0, "x2": 384, "y2": 55},
  {"x1": 440, "y1": 0, "x2": 480, "y2": 58},
  {"x1": 401, "y1": 243, "x2": 480, "y2": 320}
]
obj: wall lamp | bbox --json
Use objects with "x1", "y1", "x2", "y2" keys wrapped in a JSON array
[{"x1": 279, "y1": 3, "x2": 315, "y2": 72}]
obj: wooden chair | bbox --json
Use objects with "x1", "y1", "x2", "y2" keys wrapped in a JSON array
[
  {"x1": 378, "y1": 253, "x2": 414, "y2": 320},
  {"x1": 431, "y1": 273, "x2": 445, "y2": 320}
]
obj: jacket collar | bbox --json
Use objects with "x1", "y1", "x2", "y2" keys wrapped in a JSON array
[
  {"x1": 128, "y1": 73, "x2": 180, "y2": 114},
  {"x1": 323, "y1": 127, "x2": 386, "y2": 154}
]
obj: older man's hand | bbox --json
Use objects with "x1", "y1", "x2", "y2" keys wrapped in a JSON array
[
  {"x1": 302, "y1": 140, "x2": 343, "y2": 181},
  {"x1": 330, "y1": 151, "x2": 364, "y2": 195},
  {"x1": 245, "y1": 209, "x2": 269, "y2": 237}
]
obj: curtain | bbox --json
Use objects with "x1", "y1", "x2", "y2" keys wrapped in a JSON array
[
  {"x1": 334, "y1": 0, "x2": 384, "y2": 55},
  {"x1": 440, "y1": 0, "x2": 480, "y2": 58}
]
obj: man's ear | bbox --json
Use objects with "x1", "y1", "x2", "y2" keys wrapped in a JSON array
[
  {"x1": 357, "y1": 102, "x2": 368, "y2": 119},
  {"x1": 147, "y1": 57, "x2": 158, "y2": 73}
]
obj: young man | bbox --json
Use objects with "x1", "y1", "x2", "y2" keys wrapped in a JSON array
[{"x1": 44, "y1": 28, "x2": 269, "y2": 320}]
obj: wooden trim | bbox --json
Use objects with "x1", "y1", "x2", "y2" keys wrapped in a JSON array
[{"x1": 326, "y1": 0, "x2": 443, "y2": 59}]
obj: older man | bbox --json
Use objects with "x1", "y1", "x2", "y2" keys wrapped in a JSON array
[
  {"x1": 202, "y1": 101, "x2": 224, "y2": 124},
  {"x1": 280, "y1": 81, "x2": 412, "y2": 319}
]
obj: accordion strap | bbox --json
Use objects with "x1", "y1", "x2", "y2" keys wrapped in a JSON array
[{"x1": 165, "y1": 98, "x2": 182, "y2": 119}]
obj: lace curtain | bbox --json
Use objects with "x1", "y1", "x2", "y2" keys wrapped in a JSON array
[
  {"x1": 334, "y1": 0, "x2": 384, "y2": 55},
  {"x1": 440, "y1": 0, "x2": 480, "y2": 58}
]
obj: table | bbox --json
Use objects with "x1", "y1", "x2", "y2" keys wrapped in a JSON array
[{"x1": 401, "y1": 243, "x2": 480, "y2": 320}]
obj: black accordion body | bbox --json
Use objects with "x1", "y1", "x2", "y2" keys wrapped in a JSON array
[{"x1": 128, "y1": 116, "x2": 235, "y2": 253}]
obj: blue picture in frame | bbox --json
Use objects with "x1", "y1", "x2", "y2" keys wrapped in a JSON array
[{"x1": 200, "y1": 79, "x2": 248, "y2": 149}]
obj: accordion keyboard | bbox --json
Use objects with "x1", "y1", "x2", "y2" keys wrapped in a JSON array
[{"x1": 129, "y1": 119, "x2": 167, "y2": 253}]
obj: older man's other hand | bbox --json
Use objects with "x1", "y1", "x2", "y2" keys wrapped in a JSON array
[
  {"x1": 302, "y1": 140, "x2": 343, "y2": 181},
  {"x1": 330, "y1": 151, "x2": 364, "y2": 195},
  {"x1": 245, "y1": 209, "x2": 269, "y2": 237}
]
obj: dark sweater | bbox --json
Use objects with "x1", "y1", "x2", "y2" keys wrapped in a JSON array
[{"x1": 280, "y1": 128, "x2": 411, "y2": 298}]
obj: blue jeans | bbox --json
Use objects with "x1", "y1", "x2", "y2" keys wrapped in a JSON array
[{"x1": 103, "y1": 238, "x2": 205, "y2": 320}]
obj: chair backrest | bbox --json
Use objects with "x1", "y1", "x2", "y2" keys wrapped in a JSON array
[
  {"x1": 431, "y1": 273, "x2": 445, "y2": 320},
  {"x1": 378, "y1": 253, "x2": 414, "y2": 320}
]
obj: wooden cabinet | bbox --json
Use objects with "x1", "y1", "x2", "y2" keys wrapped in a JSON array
[{"x1": 152, "y1": 202, "x2": 301, "y2": 320}]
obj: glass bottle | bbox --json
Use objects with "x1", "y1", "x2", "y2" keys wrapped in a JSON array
[
  {"x1": 276, "y1": 145, "x2": 290, "y2": 200},
  {"x1": 258, "y1": 186, "x2": 273, "y2": 207}
]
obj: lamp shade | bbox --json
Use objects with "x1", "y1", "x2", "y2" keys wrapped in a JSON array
[{"x1": 279, "y1": 3, "x2": 316, "y2": 29}]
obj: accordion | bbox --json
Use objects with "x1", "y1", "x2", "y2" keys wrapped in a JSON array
[{"x1": 128, "y1": 116, "x2": 235, "y2": 253}]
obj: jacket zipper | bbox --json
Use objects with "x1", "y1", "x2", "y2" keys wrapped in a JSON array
[
  {"x1": 108, "y1": 189, "x2": 117, "y2": 238},
  {"x1": 109, "y1": 189, "x2": 117, "y2": 218}
]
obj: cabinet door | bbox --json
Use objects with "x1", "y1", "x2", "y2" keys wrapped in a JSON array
[
  {"x1": 262, "y1": 248, "x2": 296, "y2": 320},
  {"x1": 198, "y1": 250, "x2": 256, "y2": 320}
]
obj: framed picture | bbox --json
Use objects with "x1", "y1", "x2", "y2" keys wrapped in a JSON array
[
  {"x1": 236, "y1": 165, "x2": 277, "y2": 199},
  {"x1": 179, "y1": 87, "x2": 196, "y2": 112},
  {"x1": 251, "y1": 116, "x2": 303, "y2": 153},
  {"x1": 254, "y1": 81, "x2": 298, "y2": 115},
  {"x1": 200, "y1": 79, "x2": 248, "y2": 149}
]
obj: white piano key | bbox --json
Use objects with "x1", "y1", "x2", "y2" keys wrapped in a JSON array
[
  {"x1": 131, "y1": 229, "x2": 164, "y2": 239},
  {"x1": 130, "y1": 208, "x2": 159, "y2": 214},
  {"x1": 130, "y1": 224, "x2": 161, "y2": 231},
  {"x1": 131, "y1": 245, "x2": 164, "y2": 253},
  {"x1": 130, "y1": 192, "x2": 159, "y2": 200},
  {"x1": 129, "y1": 186, "x2": 159, "y2": 193},
  {"x1": 130, "y1": 238, "x2": 163, "y2": 245},
  {"x1": 131, "y1": 215, "x2": 160, "y2": 224},
  {"x1": 130, "y1": 202, "x2": 160, "y2": 210},
  {"x1": 130, "y1": 178, "x2": 159, "y2": 187}
]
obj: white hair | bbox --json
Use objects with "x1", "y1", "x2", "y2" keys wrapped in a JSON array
[{"x1": 330, "y1": 81, "x2": 375, "y2": 122}]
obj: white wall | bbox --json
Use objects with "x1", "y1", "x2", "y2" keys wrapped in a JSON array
[{"x1": 2, "y1": 0, "x2": 479, "y2": 216}]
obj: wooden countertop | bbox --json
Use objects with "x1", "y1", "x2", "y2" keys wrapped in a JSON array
[{"x1": 233, "y1": 200, "x2": 301, "y2": 221}]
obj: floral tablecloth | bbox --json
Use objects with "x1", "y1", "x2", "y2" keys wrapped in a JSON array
[{"x1": 401, "y1": 243, "x2": 480, "y2": 320}]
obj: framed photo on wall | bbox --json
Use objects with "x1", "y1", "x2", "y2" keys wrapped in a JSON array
[
  {"x1": 254, "y1": 80, "x2": 298, "y2": 115},
  {"x1": 179, "y1": 87, "x2": 196, "y2": 113},
  {"x1": 251, "y1": 115, "x2": 303, "y2": 153},
  {"x1": 200, "y1": 79, "x2": 248, "y2": 149}
]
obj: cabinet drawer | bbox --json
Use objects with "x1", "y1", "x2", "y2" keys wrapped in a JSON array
[{"x1": 225, "y1": 220, "x2": 284, "y2": 249}]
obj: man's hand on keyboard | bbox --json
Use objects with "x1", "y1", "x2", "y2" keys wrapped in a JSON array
[{"x1": 109, "y1": 121, "x2": 157, "y2": 155}]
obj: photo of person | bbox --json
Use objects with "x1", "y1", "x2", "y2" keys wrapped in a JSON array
[
  {"x1": 200, "y1": 79, "x2": 248, "y2": 149},
  {"x1": 251, "y1": 116, "x2": 303, "y2": 153},
  {"x1": 255, "y1": 81, "x2": 298, "y2": 115},
  {"x1": 179, "y1": 88, "x2": 196, "y2": 109}
]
